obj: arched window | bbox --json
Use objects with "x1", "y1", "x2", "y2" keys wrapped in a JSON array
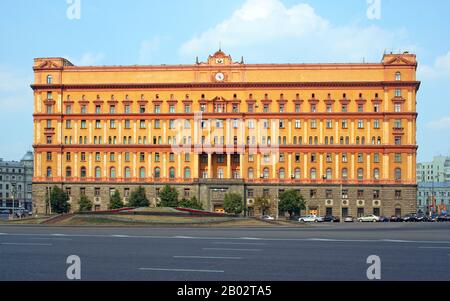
[
  {"x1": 169, "y1": 167, "x2": 176, "y2": 179},
  {"x1": 309, "y1": 136, "x2": 313, "y2": 145},
  {"x1": 377, "y1": 137, "x2": 381, "y2": 145},
  {"x1": 248, "y1": 168, "x2": 254, "y2": 179},
  {"x1": 395, "y1": 168, "x2": 402, "y2": 181},
  {"x1": 65, "y1": 167, "x2": 72, "y2": 177},
  {"x1": 310, "y1": 168, "x2": 317, "y2": 180},
  {"x1": 340, "y1": 136, "x2": 344, "y2": 145},
  {"x1": 46, "y1": 75, "x2": 53, "y2": 84},
  {"x1": 325, "y1": 137, "x2": 329, "y2": 145},
  {"x1": 330, "y1": 137, "x2": 334, "y2": 145},
  {"x1": 95, "y1": 167, "x2": 101, "y2": 178},
  {"x1": 154, "y1": 167, "x2": 161, "y2": 179},
  {"x1": 345, "y1": 137, "x2": 349, "y2": 145},
  {"x1": 361, "y1": 137, "x2": 365, "y2": 145},
  {"x1": 263, "y1": 168, "x2": 269, "y2": 179},
  {"x1": 46, "y1": 167, "x2": 52, "y2": 177},
  {"x1": 314, "y1": 137, "x2": 318, "y2": 145},
  {"x1": 124, "y1": 167, "x2": 131, "y2": 178},
  {"x1": 184, "y1": 167, "x2": 191, "y2": 179},
  {"x1": 110, "y1": 167, "x2": 116, "y2": 178},
  {"x1": 342, "y1": 168, "x2": 348, "y2": 180},
  {"x1": 372, "y1": 136, "x2": 376, "y2": 144},
  {"x1": 357, "y1": 168, "x2": 364, "y2": 181},
  {"x1": 326, "y1": 168, "x2": 332, "y2": 180},
  {"x1": 356, "y1": 137, "x2": 360, "y2": 145},
  {"x1": 395, "y1": 71, "x2": 401, "y2": 81},
  {"x1": 293, "y1": 137, "x2": 297, "y2": 144},
  {"x1": 373, "y1": 168, "x2": 380, "y2": 180},
  {"x1": 80, "y1": 166, "x2": 86, "y2": 178},
  {"x1": 279, "y1": 168, "x2": 285, "y2": 179},
  {"x1": 139, "y1": 167, "x2": 145, "y2": 179}
]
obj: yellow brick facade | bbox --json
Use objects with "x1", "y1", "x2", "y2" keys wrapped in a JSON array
[{"x1": 31, "y1": 51, "x2": 419, "y2": 216}]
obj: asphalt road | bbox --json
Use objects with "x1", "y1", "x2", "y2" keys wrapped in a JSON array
[{"x1": 0, "y1": 223, "x2": 449, "y2": 281}]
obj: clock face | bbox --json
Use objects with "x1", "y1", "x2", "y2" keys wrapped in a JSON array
[
  {"x1": 215, "y1": 72, "x2": 225, "y2": 81},
  {"x1": 215, "y1": 58, "x2": 224, "y2": 64}
]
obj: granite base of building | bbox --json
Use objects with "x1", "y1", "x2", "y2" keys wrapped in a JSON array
[{"x1": 32, "y1": 181, "x2": 417, "y2": 218}]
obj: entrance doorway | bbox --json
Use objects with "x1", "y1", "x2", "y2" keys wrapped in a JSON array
[{"x1": 341, "y1": 207, "x2": 349, "y2": 218}]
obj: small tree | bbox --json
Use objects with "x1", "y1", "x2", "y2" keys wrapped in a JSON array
[
  {"x1": 109, "y1": 190, "x2": 123, "y2": 210},
  {"x1": 78, "y1": 195, "x2": 93, "y2": 212},
  {"x1": 159, "y1": 185, "x2": 179, "y2": 207},
  {"x1": 179, "y1": 196, "x2": 203, "y2": 210},
  {"x1": 254, "y1": 196, "x2": 271, "y2": 216},
  {"x1": 128, "y1": 186, "x2": 149, "y2": 208},
  {"x1": 278, "y1": 189, "x2": 306, "y2": 217},
  {"x1": 48, "y1": 186, "x2": 70, "y2": 214},
  {"x1": 224, "y1": 192, "x2": 243, "y2": 215}
]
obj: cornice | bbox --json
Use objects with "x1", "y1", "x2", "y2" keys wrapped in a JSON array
[{"x1": 30, "y1": 81, "x2": 421, "y2": 91}]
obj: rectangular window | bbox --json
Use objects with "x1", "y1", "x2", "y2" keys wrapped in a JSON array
[
  {"x1": 373, "y1": 120, "x2": 380, "y2": 129},
  {"x1": 310, "y1": 120, "x2": 317, "y2": 129},
  {"x1": 110, "y1": 120, "x2": 116, "y2": 129},
  {"x1": 80, "y1": 120, "x2": 87, "y2": 129}
]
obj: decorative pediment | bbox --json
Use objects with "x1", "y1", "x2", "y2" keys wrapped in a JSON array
[
  {"x1": 383, "y1": 55, "x2": 416, "y2": 66},
  {"x1": 36, "y1": 60, "x2": 61, "y2": 69}
]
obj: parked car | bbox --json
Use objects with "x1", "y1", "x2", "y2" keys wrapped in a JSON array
[
  {"x1": 0, "y1": 209, "x2": 10, "y2": 214},
  {"x1": 378, "y1": 216, "x2": 390, "y2": 222},
  {"x1": 298, "y1": 215, "x2": 323, "y2": 223},
  {"x1": 389, "y1": 215, "x2": 402, "y2": 222},
  {"x1": 344, "y1": 216, "x2": 355, "y2": 222},
  {"x1": 261, "y1": 215, "x2": 274, "y2": 220},
  {"x1": 323, "y1": 215, "x2": 340, "y2": 222},
  {"x1": 402, "y1": 213, "x2": 419, "y2": 222},
  {"x1": 436, "y1": 215, "x2": 450, "y2": 222},
  {"x1": 415, "y1": 214, "x2": 431, "y2": 222},
  {"x1": 357, "y1": 214, "x2": 380, "y2": 222}
]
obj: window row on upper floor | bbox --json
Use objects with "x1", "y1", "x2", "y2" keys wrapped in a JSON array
[{"x1": 40, "y1": 90, "x2": 412, "y2": 114}]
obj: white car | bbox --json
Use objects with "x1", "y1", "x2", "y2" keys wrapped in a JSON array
[
  {"x1": 261, "y1": 215, "x2": 274, "y2": 220},
  {"x1": 357, "y1": 214, "x2": 380, "y2": 222},
  {"x1": 298, "y1": 215, "x2": 323, "y2": 223}
]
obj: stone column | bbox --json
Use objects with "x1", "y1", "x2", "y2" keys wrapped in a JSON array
[
  {"x1": 208, "y1": 153, "x2": 212, "y2": 179},
  {"x1": 227, "y1": 153, "x2": 231, "y2": 179}
]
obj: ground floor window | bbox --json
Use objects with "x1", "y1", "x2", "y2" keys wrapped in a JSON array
[
  {"x1": 341, "y1": 207, "x2": 348, "y2": 218},
  {"x1": 373, "y1": 208, "x2": 380, "y2": 216},
  {"x1": 357, "y1": 207, "x2": 364, "y2": 217},
  {"x1": 325, "y1": 207, "x2": 332, "y2": 216}
]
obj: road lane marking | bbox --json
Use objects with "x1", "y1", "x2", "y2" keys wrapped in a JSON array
[
  {"x1": 173, "y1": 256, "x2": 242, "y2": 260},
  {"x1": 1, "y1": 232, "x2": 450, "y2": 244},
  {"x1": 211, "y1": 242, "x2": 266, "y2": 245},
  {"x1": 28, "y1": 237, "x2": 72, "y2": 241},
  {"x1": 1, "y1": 242, "x2": 52, "y2": 246},
  {"x1": 203, "y1": 248, "x2": 261, "y2": 252},
  {"x1": 419, "y1": 246, "x2": 450, "y2": 249},
  {"x1": 139, "y1": 268, "x2": 224, "y2": 273}
]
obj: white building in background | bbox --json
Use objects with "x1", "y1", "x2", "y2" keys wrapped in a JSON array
[{"x1": 0, "y1": 151, "x2": 33, "y2": 211}]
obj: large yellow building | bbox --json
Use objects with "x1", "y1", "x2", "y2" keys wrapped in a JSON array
[{"x1": 32, "y1": 50, "x2": 419, "y2": 217}]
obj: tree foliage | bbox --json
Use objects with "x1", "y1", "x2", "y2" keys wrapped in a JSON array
[
  {"x1": 78, "y1": 194, "x2": 93, "y2": 212},
  {"x1": 254, "y1": 196, "x2": 271, "y2": 215},
  {"x1": 224, "y1": 192, "x2": 243, "y2": 215},
  {"x1": 178, "y1": 196, "x2": 203, "y2": 210},
  {"x1": 278, "y1": 189, "x2": 306, "y2": 217},
  {"x1": 47, "y1": 186, "x2": 70, "y2": 214},
  {"x1": 159, "y1": 185, "x2": 179, "y2": 208},
  {"x1": 128, "y1": 186, "x2": 149, "y2": 208},
  {"x1": 109, "y1": 190, "x2": 124, "y2": 210}
]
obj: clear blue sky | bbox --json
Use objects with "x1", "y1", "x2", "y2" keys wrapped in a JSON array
[{"x1": 1, "y1": 0, "x2": 449, "y2": 162}]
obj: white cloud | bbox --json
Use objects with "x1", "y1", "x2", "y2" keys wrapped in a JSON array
[
  {"x1": 138, "y1": 37, "x2": 161, "y2": 64},
  {"x1": 67, "y1": 52, "x2": 105, "y2": 66},
  {"x1": 418, "y1": 51, "x2": 450, "y2": 79},
  {"x1": 179, "y1": 0, "x2": 414, "y2": 63},
  {"x1": 426, "y1": 116, "x2": 450, "y2": 130}
]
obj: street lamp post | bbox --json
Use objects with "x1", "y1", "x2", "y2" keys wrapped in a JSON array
[{"x1": 11, "y1": 182, "x2": 17, "y2": 220}]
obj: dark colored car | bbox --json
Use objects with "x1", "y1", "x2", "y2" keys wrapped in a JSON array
[
  {"x1": 436, "y1": 215, "x2": 450, "y2": 222},
  {"x1": 389, "y1": 215, "x2": 402, "y2": 222},
  {"x1": 402, "y1": 214, "x2": 418, "y2": 222},
  {"x1": 378, "y1": 216, "x2": 390, "y2": 222},
  {"x1": 323, "y1": 215, "x2": 340, "y2": 222},
  {"x1": 415, "y1": 214, "x2": 431, "y2": 222}
]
